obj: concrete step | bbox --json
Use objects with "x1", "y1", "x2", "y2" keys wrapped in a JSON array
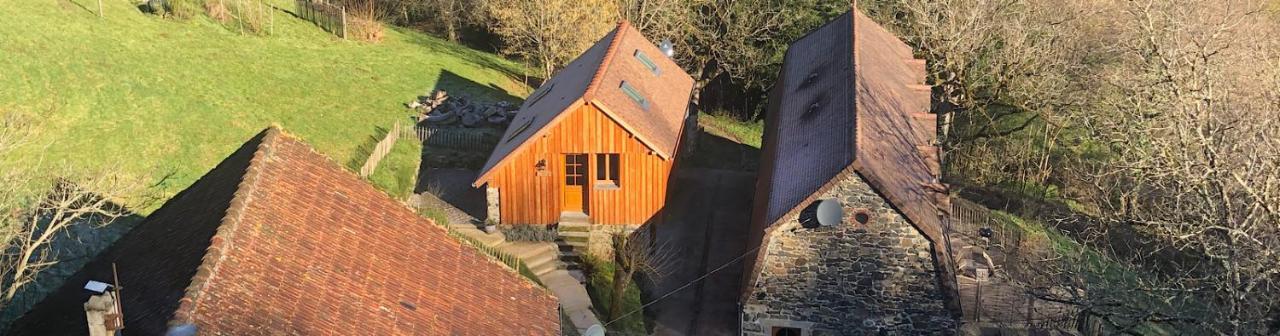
[
  {"x1": 530, "y1": 259, "x2": 563, "y2": 278},
  {"x1": 559, "y1": 250, "x2": 583, "y2": 263},
  {"x1": 524, "y1": 249, "x2": 559, "y2": 272},
  {"x1": 559, "y1": 230, "x2": 590, "y2": 239},
  {"x1": 557, "y1": 223, "x2": 591, "y2": 232},
  {"x1": 448, "y1": 224, "x2": 505, "y2": 247},
  {"x1": 558, "y1": 212, "x2": 590, "y2": 225}
]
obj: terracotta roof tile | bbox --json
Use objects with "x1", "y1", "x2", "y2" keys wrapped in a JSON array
[{"x1": 9, "y1": 127, "x2": 559, "y2": 335}]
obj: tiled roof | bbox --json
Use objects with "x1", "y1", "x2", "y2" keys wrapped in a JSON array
[
  {"x1": 475, "y1": 21, "x2": 694, "y2": 185},
  {"x1": 754, "y1": 9, "x2": 945, "y2": 243},
  {"x1": 9, "y1": 127, "x2": 559, "y2": 335}
]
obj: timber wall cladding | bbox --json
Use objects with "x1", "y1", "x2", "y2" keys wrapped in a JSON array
[{"x1": 490, "y1": 103, "x2": 673, "y2": 225}]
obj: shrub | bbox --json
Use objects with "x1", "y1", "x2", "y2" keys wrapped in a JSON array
[
  {"x1": 205, "y1": 0, "x2": 271, "y2": 35},
  {"x1": 165, "y1": 0, "x2": 203, "y2": 19},
  {"x1": 498, "y1": 224, "x2": 557, "y2": 242},
  {"x1": 347, "y1": 17, "x2": 385, "y2": 42}
]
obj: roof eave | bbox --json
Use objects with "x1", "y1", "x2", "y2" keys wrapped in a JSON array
[{"x1": 473, "y1": 98, "x2": 590, "y2": 187}]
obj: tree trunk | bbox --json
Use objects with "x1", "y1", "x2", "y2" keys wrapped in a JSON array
[{"x1": 608, "y1": 267, "x2": 630, "y2": 321}]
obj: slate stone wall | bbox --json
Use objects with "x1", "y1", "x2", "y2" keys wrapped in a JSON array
[{"x1": 742, "y1": 173, "x2": 955, "y2": 335}]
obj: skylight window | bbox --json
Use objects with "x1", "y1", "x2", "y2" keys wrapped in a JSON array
[
  {"x1": 633, "y1": 50, "x2": 660, "y2": 76},
  {"x1": 524, "y1": 83, "x2": 555, "y2": 107},
  {"x1": 619, "y1": 81, "x2": 650, "y2": 110},
  {"x1": 505, "y1": 117, "x2": 535, "y2": 142}
]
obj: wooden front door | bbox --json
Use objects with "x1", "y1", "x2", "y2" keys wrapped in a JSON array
[{"x1": 562, "y1": 154, "x2": 588, "y2": 212}]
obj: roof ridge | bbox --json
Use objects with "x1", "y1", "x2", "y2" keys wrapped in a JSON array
[
  {"x1": 583, "y1": 20, "x2": 629, "y2": 100},
  {"x1": 172, "y1": 126, "x2": 281, "y2": 326}
]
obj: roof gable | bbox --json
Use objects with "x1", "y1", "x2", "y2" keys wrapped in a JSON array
[
  {"x1": 475, "y1": 22, "x2": 694, "y2": 185},
  {"x1": 754, "y1": 9, "x2": 943, "y2": 242},
  {"x1": 10, "y1": 127, "x2": 560, "y2": 335}
]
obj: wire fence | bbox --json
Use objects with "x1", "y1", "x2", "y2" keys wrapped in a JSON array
[{"x1": 295, "y1": 0, "x2": 346, "y2": 39}]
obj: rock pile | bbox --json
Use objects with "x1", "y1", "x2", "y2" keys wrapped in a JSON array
[{"x1": 409, "y1": 90, "x2": 519, "y2": 128}]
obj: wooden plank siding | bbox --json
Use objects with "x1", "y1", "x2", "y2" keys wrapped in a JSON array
[{"x1": 487, "y1": 102, "x2": 674, "y2": 225}]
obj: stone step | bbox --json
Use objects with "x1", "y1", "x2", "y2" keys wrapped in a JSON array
[
  {"x1": 558, "y1": 212, "x2": 590, "y2": 225},
  {"x1": 559, "y1": 250, "x2": 583, "y2": 263},
  {"x1": 524, "y1": 249, "x2": 559, "y2": 273},
  {"x1": 557, "y1": 223, "x2": 591, "y2": 232},
  {"x1": 448, "y1": 224, "x2": 505, "y2": 247},
  {"x1": 560, "y1": 235, "x2": 589, "y2": 246},
  {"x1": 530, "y1": 259, "x2": 563, "y2": 278},
  {"x1": 559, "y1": 230, "x2": 590, "y2": 239}
]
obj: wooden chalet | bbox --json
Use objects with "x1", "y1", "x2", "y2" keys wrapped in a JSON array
[{"x1": 474, "y1": 21, "x2": 695, "y2": 226}]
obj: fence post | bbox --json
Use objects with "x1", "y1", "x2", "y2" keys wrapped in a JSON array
[
  {"x1": 340, "y1": 6, "x2": 347, "y2": 40},
  {"x1": 97, "y1": 0, "x2": 103, "y2": 18}
]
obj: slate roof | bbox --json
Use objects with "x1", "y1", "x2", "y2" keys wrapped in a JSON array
[
  {"x1": 8, "y1": 127, "x2": 559, "y2": 336},
  {"x1": 754, "y1": 9, "x2": 945, "y2": 243},
  {"x1": 474, "y1": 21, "x2": 694, "y2": 185}
]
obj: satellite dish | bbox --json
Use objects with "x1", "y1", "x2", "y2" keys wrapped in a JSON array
[
  {"x1": 815, "y1": 199, "x2": 843, "y2": 227},
  {"x1": 584, "y1": 324, "x2": 606, "y2": 336},
  {"x1": 800, "y1": 199, "x2": 844, "y2": 229},
  {"x1": 658, "y1": 39, "x2": 675, "y2": 57}
]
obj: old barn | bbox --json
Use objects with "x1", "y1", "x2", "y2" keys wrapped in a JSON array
[{"x1": 473, "y1": 21, "x2": 694, "y2": 228}]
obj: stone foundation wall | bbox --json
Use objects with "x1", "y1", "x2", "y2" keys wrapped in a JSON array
[
  {"x1": 586, "y1": 224, "x2": 641, "y2": 259},
  {"x1": 485, "y1": 186, "x2": 500, "y2": 224},
  {"x1": 742, "y1": 173, "x2": 955, "y2": 335}
]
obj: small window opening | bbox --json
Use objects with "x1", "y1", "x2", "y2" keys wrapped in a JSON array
[
  {"x1": 853, "y1": 209, "x2": 872, "y2": 225},
  {"x1": 634, "y1": 50, "x2": 661, "y2": 76},
  {"x1": 619, "y1": 81, "x2": 650, "y2": 110},
  {"x1": 595, "y1": 153, "x2": 620, "y2": 188},
  {"x1": 772, "y1": 327, "x2": 803, "y2": 336}
]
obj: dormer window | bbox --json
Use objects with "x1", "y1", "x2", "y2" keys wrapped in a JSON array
[
  {"x1": 620, "y1": 81, "x2": 650, "y2": 110},
  {"x1": 633, "y1": 50, "x2": 660, "y2": 76}
]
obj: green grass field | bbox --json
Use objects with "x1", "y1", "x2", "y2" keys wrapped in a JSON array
[{"x1": 0, "y1": 0, "x2": 530, "y2": 212}]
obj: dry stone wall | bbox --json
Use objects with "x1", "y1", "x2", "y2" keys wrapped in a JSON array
[{"x1": 742, "y1": 173, "x2": 955, "y2": 335}]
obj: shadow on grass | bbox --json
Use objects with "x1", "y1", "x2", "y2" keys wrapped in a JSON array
[
  {"x1": 0, "y1": 191, "x2": 145, "y2": 332},
  {"x1": 346, "y1": 125, "x2": 391, "y2": 171},
  {"x1": 390, "y1": 25, "x2": 543, "y2": 90}
]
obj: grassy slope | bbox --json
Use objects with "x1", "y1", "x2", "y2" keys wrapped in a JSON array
[
  {"x1": 699, "y1": 112, "x2": 763, "y2": 148},
  {"x1": 0, "y1": 0, "x2": 529, "y2": 212},
  {"x1": 366, "y1": 133, "x2": 422, "y2": 199}
]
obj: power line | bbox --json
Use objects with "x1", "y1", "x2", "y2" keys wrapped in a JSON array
[{"x1": 601, "y1": 245, "x2": 762, "y2": 327}]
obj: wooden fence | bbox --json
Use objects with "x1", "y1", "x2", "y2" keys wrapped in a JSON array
[
  {"x1": 358, "y1": 122, "x2": 402, "y2": 178},
  {"x1": 949, "y1": 197, "x2": 1081, "y2": 332},
  {"x1": 409, "y1": 125, "x2": 498, "y2": 152},
  {"x1": 296, "y1": 0, "x2": 346, "y2": 39},
  {"x1": 950, "y1": 198, "x2": 1024, "y2": 255}
]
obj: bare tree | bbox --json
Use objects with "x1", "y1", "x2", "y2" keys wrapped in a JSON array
[
  {"x1": 606, "y1": 228, "x2": 673, "y2": 322},
  {"x1": 484, "y1": 0, "x2": 619, "y2": 79},
  {"x1": 0, "y1": 115, "x2": 149, "y2": 311},
  {"x1": 1081, "y1": 1, "x2": 1280, "y2": 333}
]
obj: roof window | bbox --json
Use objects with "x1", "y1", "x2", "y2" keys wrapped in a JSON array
[
  {"x1": 619, "y1": 81, "x2": 650, "y2": 110},
  {"x1": 633, "y1": 50, "x2": 660, "y2": 76}
]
